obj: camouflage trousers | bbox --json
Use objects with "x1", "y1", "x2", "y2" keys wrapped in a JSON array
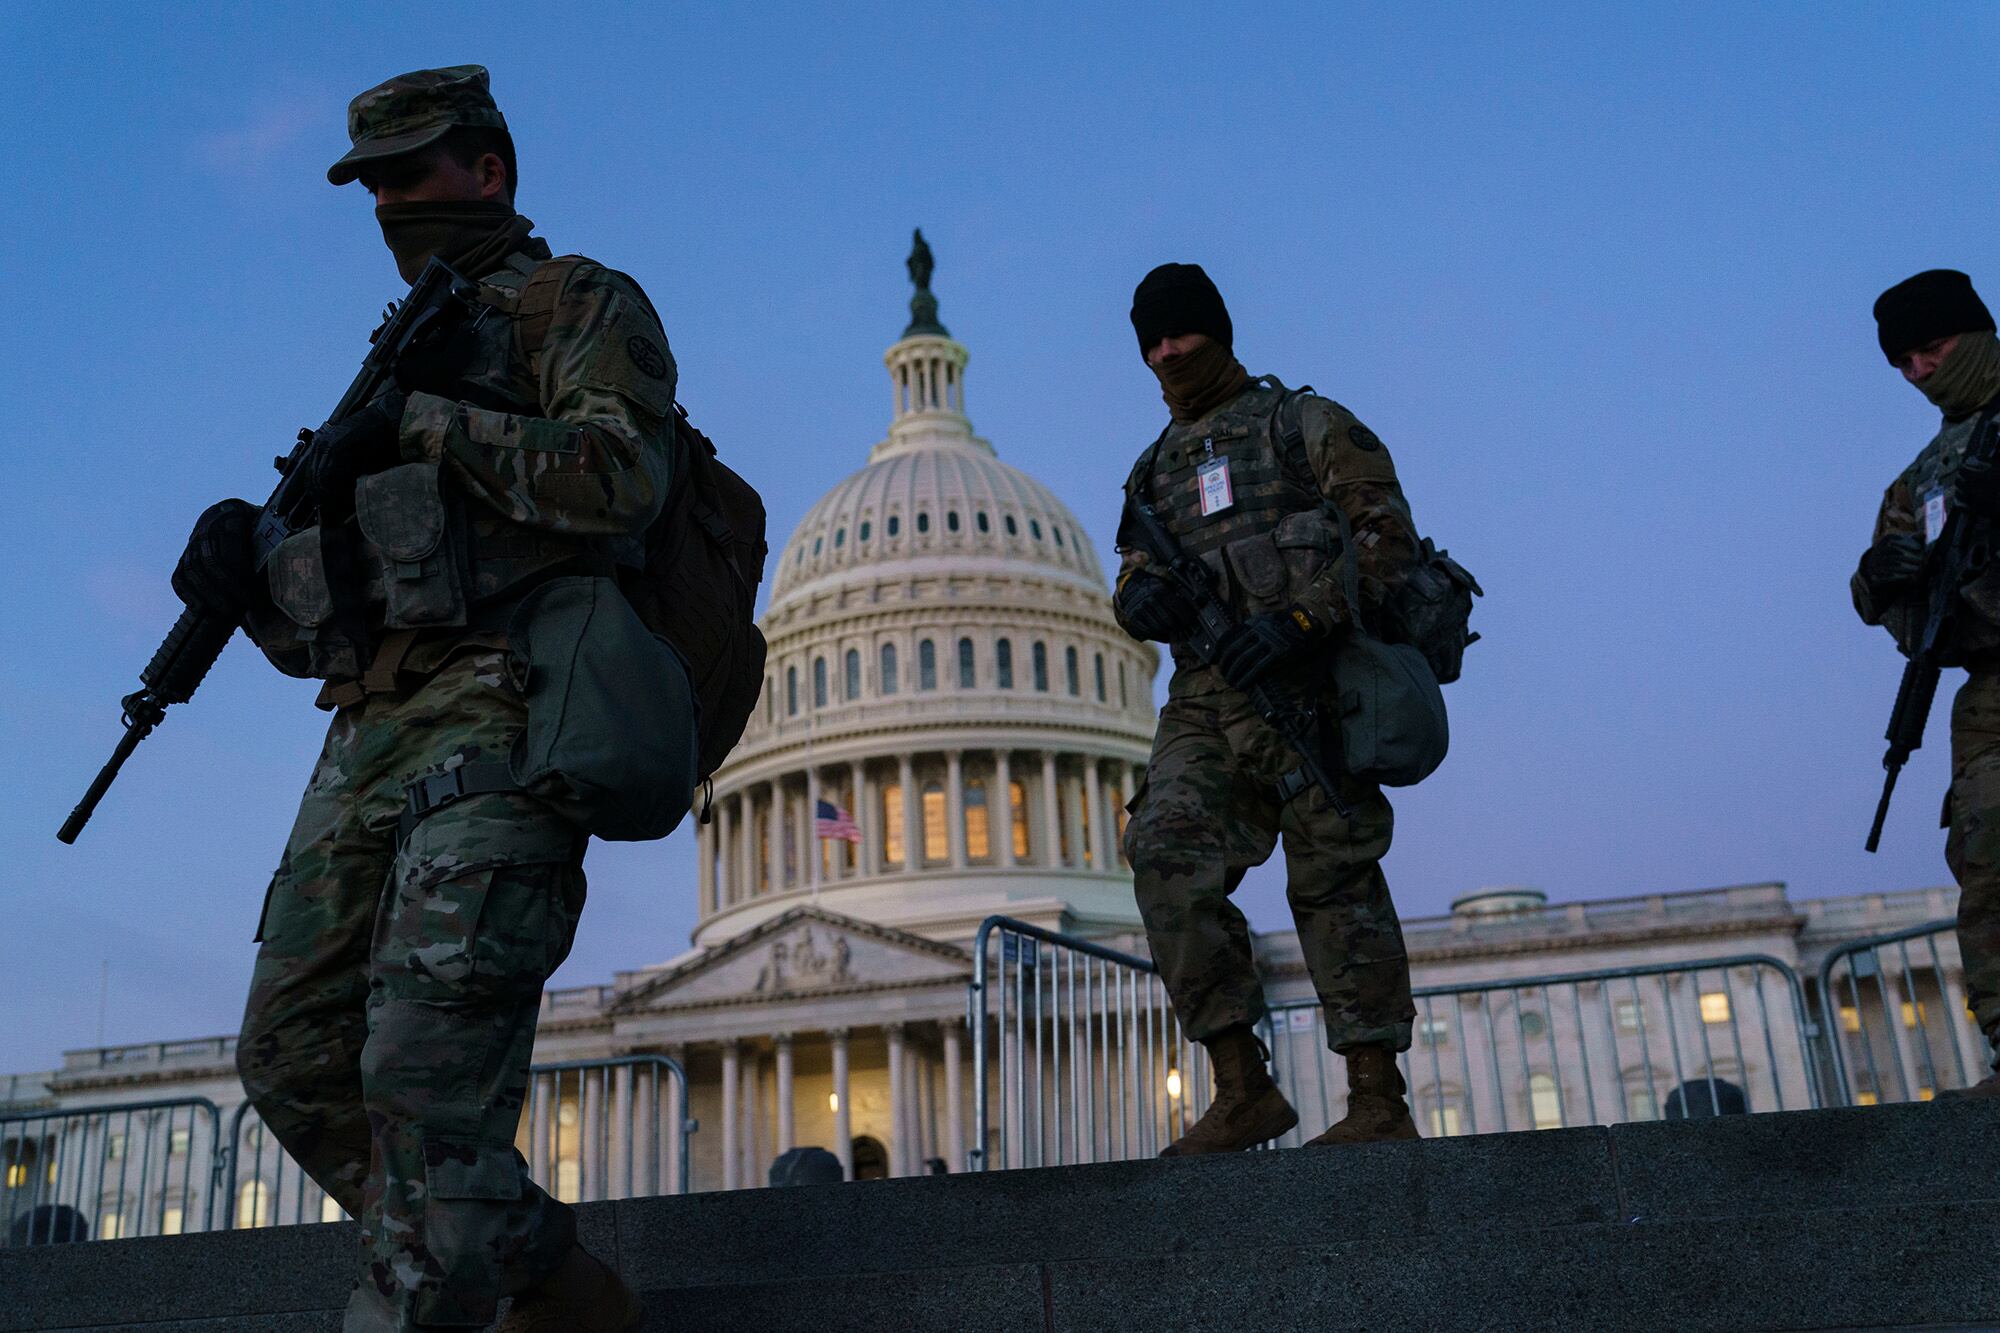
[
  {"x1": 1945, "y1": 671, "x2": 2000, "y2": 1068},
  {"x1": 1124, "y1": 688, "x2": 1416, "y2": 1052},
  {"x1": 236, "y1": 650, "x2": 585, "y2": 1329}
]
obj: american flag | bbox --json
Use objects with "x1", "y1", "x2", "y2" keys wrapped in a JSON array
[{"x1": 814, "y1": 799, "x2": 861, "y2": 844}]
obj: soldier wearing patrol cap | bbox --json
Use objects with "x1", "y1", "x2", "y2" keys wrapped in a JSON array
[
  {"x1": 172, "y1": 65, "x2": 680, "y2": 1329},
  {"x1": 1855, "y1": 269, "x2": 2000, "y2": 1100},
  {"x1": 1113, "y1": 263, "x2": 1425, "y2": 1155}
]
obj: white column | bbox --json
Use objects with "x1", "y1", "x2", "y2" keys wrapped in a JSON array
[
  {"x1": 762, "y1": 780, "x2": 779, "y2": 894},
  {"x1": 631, "y1": 1061, "x2": 654, "y2": 1196},
  {"x1": 720, "y1": 1041, "x2": 740, "y2": 1191},
  {"x1": 1942, "y1": 969, "x2": 1989, "y2": 1086},
  {"x1": 774, "y1": 1033, "x2": 796, "y2": 1154},
  {"x1": 1084, "y1": 757, "x2": 1108, "y2": 872},
  {"x1": 610, "y1": 1061, "x2": 633, "y2": 1199},
  {"x1": 831, "y1": 1027, "x2": 853, "y2": 1180},
  {"x1": 942, "y1": 1020, "x2": 965, "y2": 1173},
  {"x1": 664, "y1": 1044, "x2": 687, "y2": 1195},
  {"x1": 742, "y1": 1050, "x2": 762, "y2": 1187},
  {"x1": 995, "y1": 750, "x2": 1015, "y2": 868},
  {"x1": 1041, "y1": 752, "x2": 1061, "y2": 868},
  {"x1": 848, "y1": 760, "x2": 866, "y2": 879},
  {"x1": 737, "y1": 791, "x2": 754, "y2": 903},
  {"x1": 1063, "y1": 770, "x2": 1086, "y2": 874},
  {"x1": 715, "y1": 799, "x2": 735, "y2": 909},
  {"x1": 697, "y1": 821, "x2": 715, "y2": 916},
  {"x1": 805, "y1": 767, "x2": 821, "y2": 890},
  {"x1": 887, "y1": 1023, "x2": 908, "y2": 1177},
  {"x1": 946, "y1": 750, "x2": 966, "y2": 869},
  {"x1": 901, "y1": 754, "x2": 921, "y2": 870}
]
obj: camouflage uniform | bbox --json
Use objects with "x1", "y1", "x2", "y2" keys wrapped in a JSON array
[
  {"x1": 1854, "y1": 412, "x2": 2000, "y2": 1066},
  {"x1": 1118, "y1": 380, "x2": 1419, "y2": 1052},
  {"x1": 234, "y1": 68, "x2": 682, "y2": 1329}
]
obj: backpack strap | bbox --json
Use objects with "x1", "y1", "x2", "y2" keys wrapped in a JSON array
[{"x1": 1269, "y1": 380, "x2": 1319, "y2": 494}]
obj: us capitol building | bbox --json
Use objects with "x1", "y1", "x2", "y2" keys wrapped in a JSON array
[{"x1": 0, "y1": 239, "x2": 1970, "y2": 1226}]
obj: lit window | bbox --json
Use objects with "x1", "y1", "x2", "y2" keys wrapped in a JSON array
[
  {"x1": 1519, "y1": 1011, "x2": 1547, "y2": 1039},
  {"x1": 1918, "y1": 1086, "x2": 1935, "y2": 1101},
  {"x1": 1840, "y1": 1005, "x2": 1861, "y2": 1033},
  {"x1": 1855, "y1": 1091, "x2": 1880, "y2": 1106},
  {"x1": 882, "y1": 782, "x2": 905, "y2": 867},
  {"x1": 557, "y1": 1159, "x2": 581, "y2": 1203},
  {"x1": 996, "y1": 639, "x2": 1014, "y2": 689},
  {"x1": 919, "y1": 640, "x2": 937, "y2": 691},
  {"x1": 98, "y1": 1211, "x2": 124, "y2": 1240},
  {"x1": 1033, "y1": 642, "x2": 1049, "y2": 692},
  {"x1": 965, "y1": 781, "x2": 991, "y2": 860},
  {"x1": 957, "y1": 637, "x2": 975, "y2": 689},
  {"x1": 1530, "y1": 1074, "x2": 1563, "y2": 1130},
  {"x1": 1418, "y1": 1016, "x2": 1451, "y2": 1047},
  {"x1": 844, "y1": 649, "x2": 860, "y2": 701},
  {"x1": 322, "y1": 1194, "x2": 345, "y2": 1223},
  {"x1": 1428, "y1": 1105, "x2": 1462, "y2": 1137},
  {"x1": 1166, "y1": 1068, "x2": 1184, "y2": 1100},
  {"x1": 1010, "y1": 780, "x2": 1030, "y2": 859},
  {"x1": 5, "y1": 1163, "x2": 24, "y2": 1188},
  {"x1": 170, "y1": 1128, "x2": 191, "y2": 1156},
  {"x1": 813, "y1": 657, "x2": 828, "y2": 708},
  {"x1": 1699, "y1": 992, "x2": 1731, "y2": 1025},
  {"x1": 880, "y1": 643, "x2": 899, "y2": 695},
  {"x1": 161, "y1": 1206, "x2": 184, "y2": 1236},
  {"x1": 1901, "y1": 1000, "x2": 1927, "y2": 1029},
  {"x1": 237, "y1": 1179, "x2": 270, "y2": 1229},
  {"x1": 1065, "y1": 646, "x2": 1080, "y2": 696},
  {"x1": 1615, "y1": 999, "x2": 1642, "y2": 1033},
  {"x1": 106, "y1": 1133, "x2": 126, "y2": 1162},
  {"x1": 922, "y1": 782, "x2": 947, "y2": 861}
]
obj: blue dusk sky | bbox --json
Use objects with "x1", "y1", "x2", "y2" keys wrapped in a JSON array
[{"x1": 3, "y1": 3, "x2": 1995, "y2": 1074}]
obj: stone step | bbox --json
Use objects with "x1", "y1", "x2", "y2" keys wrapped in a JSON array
[{"x1": 5, "y1": 1099, "x2": 1997, "y2": 1331}]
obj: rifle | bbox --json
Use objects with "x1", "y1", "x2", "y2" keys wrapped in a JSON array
[
  {"x1": 58, "y1": 257, "x2": 485, "y2": 844},
  {"x1": 1866, "y1": 404, "x2": 2000, "y2": 852},
  {"x1": 1123, "y1": 497, "x2": 1352, "y2": 819}
]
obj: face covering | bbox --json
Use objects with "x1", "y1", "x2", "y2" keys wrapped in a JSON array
[
  {"x1": 375, "y1": 200, "x2": 523, "y2": 283},
  {"x1": 1150, "y1": 337, "x2": 1251, "y2": 422},
  {"x1": 1918, "y1": 330, "x2": 2000, "y2": 418}
]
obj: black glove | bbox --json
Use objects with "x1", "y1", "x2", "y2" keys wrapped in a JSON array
[
  {"x1": 1859, "y1": 532, "x2": 1926, "y2": 605},
  {"x1": 303, "y1": 388, "x2": 407, "y2": 520},
  {"x1": 1115, "y1": 571, "x2": 1199, "y2": 643},
  {"x1": 1216, "y1": 608, "x2": 1323, "y2": 692},
  {"x1": 1956, "y1": 457, "x2": 2000, "y2": 516},
  {"x1": 172, "y1": 498, "x2": 261, "y2": 622}
]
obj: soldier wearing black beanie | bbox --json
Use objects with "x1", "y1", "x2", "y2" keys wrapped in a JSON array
[{"x1": 1854, "y1": 269, "x2": 2000, "y2": 1101}]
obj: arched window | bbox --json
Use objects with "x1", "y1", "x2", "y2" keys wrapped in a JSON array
[
  {"x1": 917, "y1": 511, "x2": 931, "y2": 534},
  {"x1": 766, "y1": 678, "x2": 775, "y2": 723},
  {"x1": 918, "y1": 640, "x2": 937, "y2": 691},
  {"x1": 851, "y1": 1134, "x2": 889, "y2": 1181},
  {"x1": 1118, "y1": 661, "x2": 1127, "y2": 709},
  {"x1": 947, "y1": 510, "x2": 961, "y2": 532},
  {"x1": 1030, "y1": 519, "x2": 1043, "y2": 540},
  {"x1": 1033, "y1": 642, "x2": 1049, "y2": 692},
  {"x1": 1053, "y1": 526, "x2": 1064, "y2": 547},
  {"x1": 813, "y1": 657, "x2": 828, "y2": 708},
  {"x1": 1530, "y1": 1074, "x2": 1563, "y2": 1130},
  {"x1": 888, "y1": 514, "x2": 901, "y2": 537},
  {"x1": 786, "y1": 666, "x2": 798, "y2": 716},
  {"x1": 1065, "y1": 645, "x2": 1080, "y2": 696},
  {"x1": 844, "y1": 648, "x2": 860, "y2": 701},
  {"x1": 880, "y1": 643, "x2": 899, "y2": 695},
  {"x1": 1094, "y1": 652, "x2": 1106, "y2": 702},
  {"x1": 921, "y1": 780, "x2": 947, "y2": 861},
  {"x1": 834, "y1": 527, "x2": 845, "y2": 547},
  {"x1": 995, "y1": 638, "x2": 1014, "y2": 689},
  {"x1": 860, "y1": 520, "x2": 872, "y2": 542},
  {"x1": 1004, "y1": 515, "x2": 1018, "y2": 536},
  {"x1": 964, "y1": 779, "x2": 990, "y2": 859},
  {"x1": 957, "y1": 637, "x2": 975, "y2": 688},
  {"x1": 976, "y1": 510, "x2": 990, "y2": 533},
  {"x1": 813, "y1": 536, "x2": 823, "y2": 556},
  {"x1": 881, "y1": 782, "x2": 905, "y2": 868},
  {"x1": 1010, "y1": 780, "x2": 1030, "y2": 859}
]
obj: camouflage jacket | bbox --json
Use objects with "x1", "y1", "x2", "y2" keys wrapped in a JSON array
[
  {"x1": 1852, "y1": 409, "x2": 2000, "y2": 663},
  {"x1": 246, "y1": 239, "x2": 682, "y2": 685},
  {"x1": 1115, "y1": 378, "x2": 1420, "y2": 698}
]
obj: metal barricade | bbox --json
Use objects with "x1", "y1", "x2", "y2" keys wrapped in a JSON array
[
  {"x1": 1818, "y1": 918, "x2": 1987, "y2": 1105},
  {"x1": 0, "y1": 1098, "x2": 223, "y2": 1245},
  {"x1": 221, "y1": 1054, "x2": 697, "y2": 1232},
  {"x1": 1262, "y1": 954, "x2": 1823, "y2": 1143},
  {"x1": 968, "y1": 917, "x2": 1204, "y2": 1171}
]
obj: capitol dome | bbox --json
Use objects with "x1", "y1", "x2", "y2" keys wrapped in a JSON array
[{"x1": 694, "y1": 234, "x2": 1159, "y2": 948}]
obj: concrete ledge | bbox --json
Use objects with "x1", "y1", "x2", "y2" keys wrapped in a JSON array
[{"x1": 5, "y1": 1100, "x2": 1997, "y2": 1331}]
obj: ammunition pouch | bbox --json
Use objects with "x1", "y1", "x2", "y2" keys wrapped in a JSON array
[{"x1": 355, "y1": 462, "x2": 469, "y2": 630}]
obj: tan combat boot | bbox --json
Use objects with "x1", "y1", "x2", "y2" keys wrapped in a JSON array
[
  {"x1": 1306, "y1": 1044, "x2": 1421, "y2": 1146},
  {"x1": 496, "y1": 1242, "x2": 644, "y2": 1333},
  {"x1": 1160, "y1": 1025, "x2": 1298, "y2": 1156}
]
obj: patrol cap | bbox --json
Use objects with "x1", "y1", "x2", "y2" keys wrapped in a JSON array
[
  {"x1": 327, "y1": 64, "x2": 508, "y2": 186},
  {"x1": 1874, "y1": 269, "x2": 1995, "y2": 362}
]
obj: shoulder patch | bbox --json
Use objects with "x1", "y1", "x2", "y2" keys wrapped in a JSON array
[
  {"x1": 625, "y1": 335, "x2": 671, "y2": 380},
  {"x1": 1349, "y1": 423, "x2": 1382, "y2": 452}
]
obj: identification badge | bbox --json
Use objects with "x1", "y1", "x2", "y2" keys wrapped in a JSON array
[
  {"x1": 1197, "y1": 456, "x2": 1235, "y2": 517},
  {"x1": 1925, "y1": 488, "x2": 1947, "y2": 544}
]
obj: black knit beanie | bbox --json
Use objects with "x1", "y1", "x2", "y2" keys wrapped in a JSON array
[
  {"x1": 1874, "y1": 269, "x2": 1994, "y2": 362},
  {"x1": 1131, "y1": 263, "x2": 1232, "y2": 354}
]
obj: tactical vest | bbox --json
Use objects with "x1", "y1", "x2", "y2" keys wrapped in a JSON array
[
  {"x1": 265, "y1": 249, "x2": 637, "y2": 684},
  {"x1": 1121, "y1": 378, "x2": 1344, "y2": 676}
]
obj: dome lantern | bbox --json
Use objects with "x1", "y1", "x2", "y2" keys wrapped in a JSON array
[{"x1": 882, "y1": 229, "x2": 975, "y2": 458}]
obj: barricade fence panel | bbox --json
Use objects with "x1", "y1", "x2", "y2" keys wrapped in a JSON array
[
  {"x1": 970, "y1": 915, "x2": 1828, "y2": 1169},
  {"x1": 1818, "y1": 919, "x2": 1988, "y2": 1105},
  {"x1": 0, "y1": 1098, "x2": 222, "y2": 1246}
]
